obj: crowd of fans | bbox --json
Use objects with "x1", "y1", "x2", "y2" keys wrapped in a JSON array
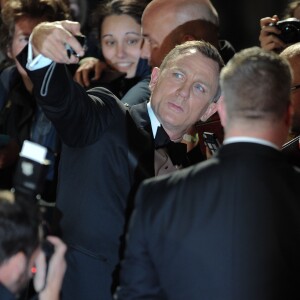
[{"x1": 0, "y1": 0, "x2": 299, "y2": 299}]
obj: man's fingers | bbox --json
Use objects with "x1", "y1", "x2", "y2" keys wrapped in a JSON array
[
  {"x1": 31, "y1": 21, "x2": 84, "y2": 63},
  {"x1": 59, "y1": 20, "x2": 82, "y2": 36}
]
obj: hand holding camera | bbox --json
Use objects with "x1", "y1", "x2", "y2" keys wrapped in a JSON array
[
  {"x1": 34, "y1": 236, "x2": 67, "y2": 299},
  {"x1": 31, "y1": 20, "x2": 86, "y2": 63},
  {"x1": 269, "y1": 18, "x2": 300, "y2": 44},
  {"x1": 259, "y1": 15, "x2": 288, "y2": 52},
  {"x1": 259, "y1": 15, "x2": 300, "y2": 52}
]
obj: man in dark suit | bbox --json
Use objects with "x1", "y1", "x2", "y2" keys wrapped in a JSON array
[
  {"x1": 18, "y1": 21, "x2": 224, "y2": 300},
  {"x1": 115, "y1": 47, "x2": 300, "y2": 300}
]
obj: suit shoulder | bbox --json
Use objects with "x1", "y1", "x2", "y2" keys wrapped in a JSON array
[
  {"x1": 136, "y1": 157, "x2": 219, "y2": 208},
  {"x1": 87, "y1": 86, "x2": 121, "y2": 104}
]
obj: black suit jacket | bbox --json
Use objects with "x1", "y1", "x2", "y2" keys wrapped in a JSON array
[
  {"x1": 117, "y1": 142, "x2": 300, "y2": 300},
  {"x1": 18, "y1": 50, "x2": 203, "y2": 273},
  {"x1": 24, "y1": 64, "x2": 154, "y2": 265}
]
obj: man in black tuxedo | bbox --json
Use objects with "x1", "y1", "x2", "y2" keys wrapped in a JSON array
[
  {"x1": 18, "y1": 21, "x2": 224, "y2": 300},
  {"x1": 115, "y1": 47, "x2": 300, "y2": 300}
]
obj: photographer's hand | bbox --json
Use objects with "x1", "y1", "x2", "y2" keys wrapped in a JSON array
[
  {"x1": 34, "y1": 236, "x2": 67, "y2": 300},
  {"x1": 259, "y1": 15, "x2": 286, "y2": 52},
  {"x1": 31, "y1": 20, "x2": 85, "y2": 64}
]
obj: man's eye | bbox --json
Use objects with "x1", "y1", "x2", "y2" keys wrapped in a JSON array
[
  {"x1": 19, "y1": 36, "x2": 29, "y2": 43},
  {"x1": 147, "y1": 39, "x2": 158, "y2": 49},
  {"x1": 194, "y1": 83, "x2": 205, "y2": 93},
  {"x1": 173, "y1": 72, "x2": 184, "y2": 79}
]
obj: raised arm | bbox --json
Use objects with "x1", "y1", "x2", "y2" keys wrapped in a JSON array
[
  {"x1": 31, "y1": 20, "x2": 85, "y2": 64},
  {"x1": 17, "y1": 21, "x2": 124, "y2": 147},
  {"x1": 259, "y1": 15, "x2": 286, "y2": 52}
]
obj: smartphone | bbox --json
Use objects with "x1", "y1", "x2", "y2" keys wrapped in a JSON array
[
  {"x1": 66, "y1": 35, "x2": 87, "y2": 58},
  {"x1": 202, "y1": 131, "x2": 220, "y2": 154}
]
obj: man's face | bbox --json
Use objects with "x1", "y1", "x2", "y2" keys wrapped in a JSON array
[
  {"x1": 7, "y1": 247, "x2": 40, "y2": 295},
  {"x1": 141, "y1": 9, "x2": 177, "y2": 68},
  {"x1": 8, "y1": 16, "x2": 42, "y2": 77},
  {"x1": 289, "y1": 56, "x2": 300, "y2": 135},
  {"x1": 150, "y1": 49, "x2": 219, "y2": 139}
]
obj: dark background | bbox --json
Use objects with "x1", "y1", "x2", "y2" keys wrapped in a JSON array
[
  {"x1": 213, "y1": 0, "x2": 287, "y2": 51},
  {"x1": 80, "y1": 0, "x2": 288, "y2": 52}
]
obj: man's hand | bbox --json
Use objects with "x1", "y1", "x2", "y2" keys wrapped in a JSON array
[
  {"x1": 34, "y1": 236, "x2": 67, "y2": 300},
  {"x1": 31, "y1": 20, "x2": 85, "y2": 64},
  {"x1": 259, "y1": 15, "x2": 286, "y2": 52},
  {"x1": 74, "y1": 57, "x2": 107, "y2": 87}
]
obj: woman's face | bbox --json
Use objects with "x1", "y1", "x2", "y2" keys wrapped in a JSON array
[{"x1": 101, "y1": 14, "x2": 143, "y2": 78}]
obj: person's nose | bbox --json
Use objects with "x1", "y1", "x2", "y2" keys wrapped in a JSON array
[
  {"x1": 140, "y1": 39, "x2": 151, "y2": 60},
  {"x1": 176, "y1": 83, "x2": 190, "y2": 102},
  {"x1": 116, "y1": 43, "x2": 126, "y2": 58}
]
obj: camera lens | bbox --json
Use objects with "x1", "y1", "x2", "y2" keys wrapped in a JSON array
[{"x1": 280, "y1": 24, "x2": 300, "y2": 44}]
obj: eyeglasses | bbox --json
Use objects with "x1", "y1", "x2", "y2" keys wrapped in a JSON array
[{"x1": 291, "y1": 84, "x2": 300, "y2": 91}]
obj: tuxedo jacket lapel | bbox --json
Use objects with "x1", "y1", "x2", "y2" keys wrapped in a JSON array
[{"x1": 128, "y1": 102, "x2": 155, "y2": 180}]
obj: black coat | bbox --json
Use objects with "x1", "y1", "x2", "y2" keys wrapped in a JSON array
[
  {"x1": 18, "y1": 46, "x2": 203, "y2": 299},
  {"x1": 117, "y1": 142, "x2": 300, "y2": 300}
]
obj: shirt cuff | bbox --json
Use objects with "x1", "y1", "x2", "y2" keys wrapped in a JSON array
[{"x1": 26, "y1": 37, "x2": 53, "y2": 71}]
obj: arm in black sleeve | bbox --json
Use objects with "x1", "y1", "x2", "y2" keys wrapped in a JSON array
[{"x1": 17, "y1": 45, "x2": 126, "y2": 147}]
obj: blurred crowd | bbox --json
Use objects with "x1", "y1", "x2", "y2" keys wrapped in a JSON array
[{"x1": 0, "y1": 1, "x2": 300, "y2": 300}]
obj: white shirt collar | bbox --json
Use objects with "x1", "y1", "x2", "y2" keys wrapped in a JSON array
[
  {"x1": 26, "y1": 36, "x2": 52, "y2": 71},
  {"x1": 147, "y1": 102, "x2": 160, "y2": 138},
  {"x1": 223, "y1": 136, "x2": 279, "y2": 150}
]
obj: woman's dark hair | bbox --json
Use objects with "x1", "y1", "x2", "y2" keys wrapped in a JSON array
[{"x1": 91, "y1": 0, "x2": 151, "y2": 41}]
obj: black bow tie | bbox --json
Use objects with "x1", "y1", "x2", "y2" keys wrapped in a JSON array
[{"x1": 155, "y1": 126, "x2": 187, "y2": 166}]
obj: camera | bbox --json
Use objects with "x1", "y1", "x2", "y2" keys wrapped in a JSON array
[
  {"x1": 13, "y1": 140, "x2": 50, "y2": 201},
  {"x1": 13, "y1": 141, "x2": 55, "y2": 295},
  {"x1": 270, "y1": 17, "x2": 300, "y2": 44},
  {"x1": 65, "y1": 35, "x2": 87, "y2": 58}
]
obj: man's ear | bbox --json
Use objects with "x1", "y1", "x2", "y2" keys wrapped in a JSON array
[
  {"x1": 182, "y1": 34, "x2": 195, "y2": 42},
  {"x1": 200, "y1": 101, "x2": 218, "y2": 122},
  {"x1": 149, "y1": 67, "x2": 160, "y2": 91},
  {"x1": 7, "y1": 46, "x2": 13, "y2": 59},
  {"x1": 216, "y1": 95, "x2": 226, "y2": 127}
]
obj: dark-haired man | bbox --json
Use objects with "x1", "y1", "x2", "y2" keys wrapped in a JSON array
[
  {"x1": 19, "y1": 20, "x2": 224, "y2": 299},
  {"x1": 116, "y1": 47, "x2": 300, "y2": 300},
  {"x1": 0, "y1": 190, "x2": 66, "y2": 300}
]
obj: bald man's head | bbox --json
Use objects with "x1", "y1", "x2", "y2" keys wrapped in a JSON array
[
  {"x1": 144, "y1": 0, "x2": 219, "y2": 25},
  {"x1": 141, "y1": 0, "x2": 219, "y2": 67}
]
